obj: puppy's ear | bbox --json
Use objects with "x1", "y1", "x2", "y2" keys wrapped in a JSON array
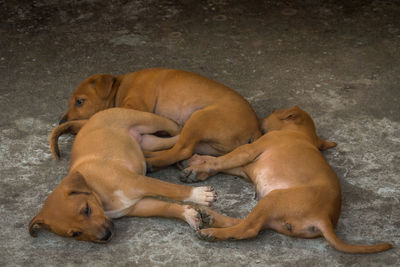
[
  {"x1": 92, "y1": 74, "x2": 117, "y2": 99},
  {"x1": 278, "y1": 106, "x2": 302, "y2": 123},
  {"x1": 29, "y1": 214, "x2": 50, "y2": 237},
  {"x1": 318, "y1": 137, "x2": 337, "y2": 151},
  {"x1": 64, "y1": 172, "x2": 91, "y2": 196}
]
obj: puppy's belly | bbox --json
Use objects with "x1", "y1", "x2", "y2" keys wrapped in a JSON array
[{"x1": 253, "y1": 167, "x2": 297, "y2": 199}]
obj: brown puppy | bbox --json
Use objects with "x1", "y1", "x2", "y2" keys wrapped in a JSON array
[
  {"x1": 59, "y1": 68, "x2": 261, "y2": 170},
  {"x1": 181, "y1": 106, "x2": 392, "y2": 254},
  {"x1": 29, "y1": 108, "x2": 217, "y2": 243}
]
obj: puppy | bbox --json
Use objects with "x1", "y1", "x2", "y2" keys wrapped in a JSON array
[
  {"x1": 59, "y1": 68, "x2": 261, "y2": 170},
  {"x1": 181, "y1": 106, "x2": 392, "y2": 253},
  {"x1": 29, "y1": 108, "x2": 217, "y2": 243}
]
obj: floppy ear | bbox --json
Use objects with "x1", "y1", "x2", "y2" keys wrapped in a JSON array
[
  {"x1": 278, "y1": 107, "x2": 302, "y2": 123},
  {"x1": 318, "y1": 137, "x2": 337, "y2": 151},
  {"x1": 64, "y1": 172, "x2": 91, "y2": 196},
  {"x1": 92, "y1": 74, "x2": 117, "y2": 99},
  {"x1": 29, "y1": 214, "x2": 50, "y2": 237}
]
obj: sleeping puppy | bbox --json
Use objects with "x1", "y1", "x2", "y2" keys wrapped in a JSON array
[
  {"x1": 181, "y1": 106, "x2": 392, "y2": 254},
  {"x1": 59, "y1": 68, "x2": 261, "y2": 170},
  {"x1": 29, "y1": 108, "x2": 217, "y2": 243}
]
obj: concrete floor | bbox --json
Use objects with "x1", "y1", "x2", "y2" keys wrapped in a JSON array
[{"x1": 1, "y1": 0, "x2": 399, "y2": 266}]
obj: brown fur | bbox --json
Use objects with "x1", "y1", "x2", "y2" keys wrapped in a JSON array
[
  {"x1": 59, "y1": 68, "x2": 261, "y2": 170},
  {"x1": 29, "y1": 108, "x2": 218, "y2": 243},
  {"x1": 181, "y1": 106, "x2": 393, "y2": 254}
]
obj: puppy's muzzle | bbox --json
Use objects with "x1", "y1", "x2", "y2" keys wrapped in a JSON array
[
  {"x1": 97, "y1": 220, "x2": 114, "y2": 243},
  {"x1": 101, "y1": 229, "x2": 113, "y2": 242}
]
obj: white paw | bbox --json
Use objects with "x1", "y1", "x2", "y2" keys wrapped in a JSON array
[
  {"x1": 183, "y1": 205, "x2": 201, "y2": 230},
  {"x1": 185, "y1": 186, "x2": 217, "y2": 206}
]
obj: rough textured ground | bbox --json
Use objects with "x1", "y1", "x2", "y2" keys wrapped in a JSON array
[{"x1": 1, "y1": 0, "x2": 399, "y2": 266}]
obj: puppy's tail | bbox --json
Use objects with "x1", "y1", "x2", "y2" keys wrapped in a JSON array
[
  {"x1": 50, "y1": 120, "x2": 87, "y2": 160},
  {"x1": 318, "y1": 218, "x2": 392, "y2": 254}
]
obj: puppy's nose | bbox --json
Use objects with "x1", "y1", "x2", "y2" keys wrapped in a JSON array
[
  {"x1": 58, "y1": 117, "x2": 67, "y2": 125},
  {"x1": 59, "y1": 114, "x2": 68, "y2": 125},
  {"x1": 100, "y1": 228, "x2": 113, "y2": 242}
]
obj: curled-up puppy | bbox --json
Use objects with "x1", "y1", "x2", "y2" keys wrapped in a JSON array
[
  {"x1": 181, "y1": 106, "x2": 392, "y2": 254},
  {"x1": 59, "y1": 68, "x2": 261, "y2": 170},
  {"x1": 29, "y1": 108, "x2": 217, "y2": 243}
]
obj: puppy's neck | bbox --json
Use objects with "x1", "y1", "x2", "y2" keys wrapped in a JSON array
[{"x1": 280, "y1": 125, "x2": 319, "y2": 148}]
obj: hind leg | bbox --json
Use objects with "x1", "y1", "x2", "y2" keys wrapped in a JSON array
[
  {"x1": 104, "y1": 108, "x2": 181, "y2": 136},
  {"x1": 197, "y1": 193, "x2": 273, "y2": 240},
  {"x1": 140, "y1": 135, "x2": 179, "y2": 151},
  {"x1": 197, "y1": 207, "x2": 243, "y2": 228},
  {"x1": 197, "y1": 187, "x2": 331, "y2": 241},
  {"x1": 146, "y1": 107, "x2": 259, "y2": 170},
  {"x1": 178, "y1": 154, "x2": 250, "y2": 183},
  {"x1": 126, "y1": 198, "x2": 203, "y2": 230},
  {"x1": 145, "y1": 108, "x2": 222, "y2": 169}
]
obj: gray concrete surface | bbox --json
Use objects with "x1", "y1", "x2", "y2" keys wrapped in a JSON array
[{"x1": 1, "y1": 0, "x2": 399, "y2": 266}]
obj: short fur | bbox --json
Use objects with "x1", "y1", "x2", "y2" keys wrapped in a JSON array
[
  {"x1": 29, "y1": 108, "x2": 218, "y2": 243},
  {"x1": 181, "y1": 106, "x2": 392, "y2": 254},
  {"x1": 59, "y1": 68, "x2": 261, "y2": 170}
]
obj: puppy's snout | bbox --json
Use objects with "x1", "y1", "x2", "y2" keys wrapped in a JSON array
[
  {"x1": 100, "y1": 228, "x2": 113, "y2": 242},
  {"x1": 99, "y1": 219, "x2": 114, "y2": 242}
]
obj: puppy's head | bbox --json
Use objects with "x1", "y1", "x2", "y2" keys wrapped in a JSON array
[
  {"x1": 29, "y1": 172, "x2": 114, "y2": 243},
  {"x1": 262, "y1": 106, "x2": 336, "y2": 150},
  {"x1": 59, "y1": 74, "x2": 117, "y2": 124},
  {"x1": 261, "y1": 106, "x2": 308, "y2": 132}
]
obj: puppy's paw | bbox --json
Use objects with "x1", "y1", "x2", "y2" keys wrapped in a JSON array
[
  {"x1": 185, "y1": 186, "x2": 217, "y2": 206},
  {"x1": 196, "y1": 229, "x2": 216, "y2": 241},
  {"x1": 179, "y1": 169, "x2": 199, "y2": 183},
  {"x1": 176, "y1": 159, "x2": 189, "y2": 171},
  {"x1": 198, "y1": 208, "x2": 213, "y2": 228},
  {"x1": 183, "y1": 205, "x2": 201, "y2": 230}
]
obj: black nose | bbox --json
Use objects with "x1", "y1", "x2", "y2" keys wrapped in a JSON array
[
  {"x1": 59, "y1": 118, "x2": 67, "y2": 125},
  {"x1": 100, "y1": 228, "x2": 113, "y2": 242},
  {"x1": 59, "y1": 114, "x2": 68, "y2": 125}
]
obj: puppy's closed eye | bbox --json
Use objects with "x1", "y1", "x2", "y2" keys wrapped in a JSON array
[
  {"x1": 83, "y1": 203, "x2": 91, "y2": 217},
  {"x1": 75, "y1": 98, "x2": 86, "y2": 107}
]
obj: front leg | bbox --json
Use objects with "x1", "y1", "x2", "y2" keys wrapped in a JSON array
[
  {"x1": 179, "y1": 154, "x2": 249, "y2": 183},
  {"x1": 198, "y1": 207, "x2": 243, "y2": 228},
  {"x1": 126, "y1": 198, "x2": 203, "y2": 230},
  {"x1": 180, "y1": 142, "x2": 262, "y2": 182},
  {"x1": 134, "y1": 175, "x2": 217, "y2": 206}
]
